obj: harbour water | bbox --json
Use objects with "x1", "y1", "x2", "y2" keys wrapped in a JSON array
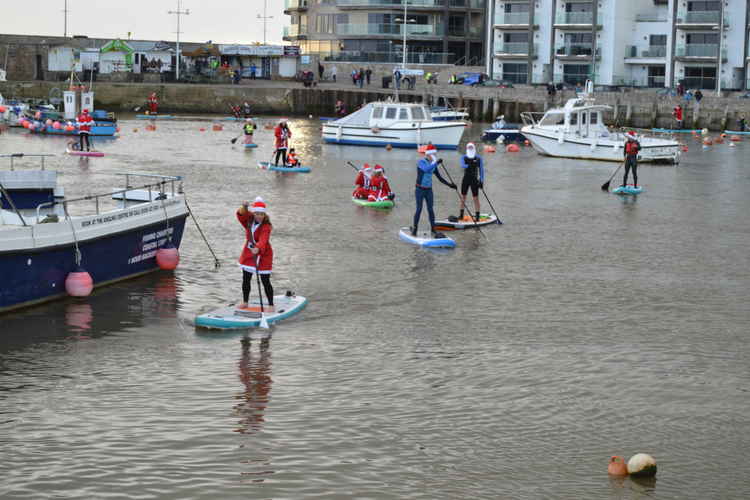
[{"x1": 1, "y1": 117, "x2": 749, "y2": 499}]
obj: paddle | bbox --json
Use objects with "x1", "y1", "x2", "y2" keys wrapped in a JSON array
[
  {"x1": 346, "y1": 161, "x2": 360, "y2": 172},
  {"x1": 439, "y1": 160, "x2": 487, "y2": 239},
  {"x1": 255, "y1": 255, "x2": 269, "y2": 329},
  {"x1": 480, "y1": 188, "x2": 504, "y2": 225},
  {"x1": 601, "y1": 159, "x2": 626, "y2": 192}
]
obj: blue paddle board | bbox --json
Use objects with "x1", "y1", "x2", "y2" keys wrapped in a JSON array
[
  {"x1": 723, "y1": 130, "x2": 750, "y2": 135},
  {"x1": 257, "y1": 161, "x2": 311, "y2": 173},
  {"x1": 136, "y1": 114, "x2": 175, "y2": 120},
  {"x1": 651, "y1": 128, "x2": 701, "y2": 133},
  {"x1": 244, "y1": 143, "x2": 258, "y2": 149},
  {"x1": 222, "y1": 116, "x2": 243, "y2": 121},
  {"x1": 195, "y1": 294, "x2": 307, "y2": 330},
  {"x1": 399, "y1": 227, "x2": 456, "y2": 248},
  {"x1": 612, "y1": 185, "x2": 643, "y2": 195}
]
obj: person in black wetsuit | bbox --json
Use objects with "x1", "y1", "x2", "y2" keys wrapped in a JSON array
[
  {"x1": 412, "y1": 144, "x2": 457, "y2": 237},
  {"x1": 623, "y1": 131, "x2": 641, "y2": 187},
  {"x1": 455, "y1": 142, "x2": 485, "y2": 222}
]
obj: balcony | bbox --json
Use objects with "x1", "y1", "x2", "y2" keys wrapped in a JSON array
[
  {"x1": 320, "y1": 50, "x2": 454, "y2": 64},
  {"x1": 624, "y1": 45, "x2": 667, "y2": 59},
  {"x1": 336, "y1": 23, "x2": 444, "y2": 37},
  {"x1": 284, "y1": 0, "x2": 308, "y2": 12},
  {"x1": 494, "y1": 12, "x2": 538, "y2": 28},
  {"x1": 635, "y1": 13, "x2": 668, "y2": 22},
  {"x1": 555, "y1": 45, "x2": 601, "y2": 60},
  {"x1": 449, "y1": 0, "x2": 485, "y2": 7},
  {"x1": 675, "y1": 44, "x2": 727, "y2": 60},
  {"x1": 283, "y1": 25, "x2": 308, "y2": 39},
  {"x1": 554, "y1": 12, "x2": 603, "y2": 28},
  {"x1": 336, "y1": 0, "x2": 445, "y2": 8},
  {"x1": 495, "y1": 42, "x2": 537, "y2": 59}
]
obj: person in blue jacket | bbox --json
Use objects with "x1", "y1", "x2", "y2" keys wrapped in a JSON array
[
  {"x1": 412, "y1": 144, "x2": 456, "y2": 237},
  {"x1": 457, "y1": 142, "x2": 484, "y2": 222}
]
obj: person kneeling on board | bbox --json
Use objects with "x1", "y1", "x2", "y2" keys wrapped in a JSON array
[
  {"x1": 623, "y1": 131, "x2": 641, "y2": 188},
  {"x1": 353, "y1": 164, "x2": 373, "y2": 199},
  {"x1": 367, "y1": 165, "x2": 395, "y2": 202},
  {"x1": 243, "y1": 118, "x2": 256, "y2": 145},
  {"x1": 452, "y1": 142, "x2": 484, "y2": 222},
  {"x1": 237, "y1": 197, "x2": 274, "y2": 311},
  {"x1": 286, "y1": 148, "x2": 301, "y2": 168},
  {"x1": 412, "y1": 145, "x2": 457, "y2": 237}
]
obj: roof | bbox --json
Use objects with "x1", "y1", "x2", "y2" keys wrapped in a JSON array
[
  {"x1": 100, "y1": 39, "x2": 134, "y2": 54},
  {"x1": 181, "y1": 45, "x2": 221, "y2": 58},
  {"x1": 127, "y1": 41, "x2": 174, "y2": 52}
]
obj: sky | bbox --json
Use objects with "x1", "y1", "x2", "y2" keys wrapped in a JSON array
[{"x1": 0, "y1": 0, "x2": 289, "y2": 45}]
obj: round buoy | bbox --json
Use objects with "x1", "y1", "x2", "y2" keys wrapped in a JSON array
[
  {"x1": 45, "y1": 119, "x2": 53, "y2": 126},
  {"x1": 627, "y1": 453, "x2": 657, "y2": 478},
  {"x1": 65, "y1": 267, "x2": 94, "y2": 297},
  {"x1": 199, "y1": 127, "x2": 206, "y2": 132},
  {"x1": 608, "y1": 456, "x2": 628, "y2": 476},
  {"x1": 681, "y1": 145, "x2": 689, "y2": 152},
  {"x1": 484, "y1": 145, "x2": 496, "y2": 153},
  {"x1": 730, "y1": 135, "x2": 741, "y2": 142},
  {"x1": 703, "y1": 138, "x2": 712, "y2": 146},
  {"x1": 116, "y1": 127, "x2": 121, "y2": 133},
  {"x1": 0, "y1": 105, "x2": 6, "y2": 113},
  {"x1": 720, "y1": 133, "x2": 727, "y2": 138},
  {"x1": 729, "y1": 142, "x2": 736, "y2": 147},
  {"x1": 506, "y1": 143, "x2": 520, "y2": 153},
  {"x1": 156, "y1": 242, "x2": 180, "y2": 270},
  {"x1": 524, "y1": 139, "x2": 530, "y2": 146},
  {"x1": 385, "y1": 144, "x2": 393, "y2": 151},
  {"x1": 701, "y1": 128, "x2": 709, "y2": 136},
  {"x1": 308, "y1": 114, "x2": 313, "y2": 119},
  {"x1": 34, "y1": 111, "x2": 41, "y2": 119},
  {"x1": 212, "y1": 124, "x2": 223, "y2": 131}
]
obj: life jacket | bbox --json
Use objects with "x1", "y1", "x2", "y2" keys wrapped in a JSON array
[
  {"x1": 244, "y1": 123, "x2": 255, "y2": 134},
  {"x1": 287, "y1": 152, "x2": 298, "y2": 165},
  {"x1": 625, "y1": 140, "x2": 640, "y2": 156}
]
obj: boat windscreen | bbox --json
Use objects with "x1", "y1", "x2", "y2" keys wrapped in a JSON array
[
  {"x1": 332, "y1": 104, "x2": 373, "y2": 127},
  {"x1": 539, "y1": 111, "x2": 565, "y2": 126}
]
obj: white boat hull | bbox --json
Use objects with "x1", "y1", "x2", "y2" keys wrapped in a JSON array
[{"x1": 322, "y1": 122, "x2": 466, "y2": 149}]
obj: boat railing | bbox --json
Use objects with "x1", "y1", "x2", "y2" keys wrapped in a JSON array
[
  {"x1": 34, "y1": 173, "x2": 182, "y2": 223},
  {"x1": 521, "y1": 112, "x2": 544, "y2": 127},
  {"x1": 1, "y1": 153, "x2": 56, "y2": 170}
]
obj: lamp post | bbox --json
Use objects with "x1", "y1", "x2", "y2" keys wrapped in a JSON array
[
  {"x1": 257, "y1": 0, "x2": 274, "y2": 46},
  {"x1": 63, "y1": 0, "x2": 69, "y2": 38},
  {"x1": 394, "y1": 16, "x2": 416, "y2": 68},
  {"x1": 716, "y1": 6, "x2": 724, "y2": 97},
  {"x1": 168, "y1": 0, "x2": 190, "y2": 81}
]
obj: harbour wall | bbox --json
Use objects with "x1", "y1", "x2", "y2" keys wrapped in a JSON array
[{"x1": 3, "y1": 80, "x2": 750, "y2": 130}]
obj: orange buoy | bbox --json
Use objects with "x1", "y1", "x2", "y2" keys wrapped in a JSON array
[
  {"x1": 156, "y1": 243, "x2": 180, "y2": 270},
  {"x1": 385, "y1": 144, "x2": 393, "y2": 151},
  {"x1": 524, "y1": 139, "x2": 530, "y2": 146},
  {"x1": 720, "y1": 133, "x2": 727, "y2": 138},
  {"x1": 212, "y1": 124, "x2": 223, "y2": 131},
  {"x1": 608, "y1": 456, "x2": 628, "y2": 476},
  {"x1": 703, "y1": 138, "x2": 713, "y2": 146},
  {"x1": 506, "y1": 143, "x2": 520, "y2": 153},
  {"x1": 714, "y1": 136, "x2": 724, "y2": 144},
  {"x1": 730, "y1": 135, "x2": 741, "y2": 142},
  {"x1": 681, "y1": 145, "x2": 689, "y2": 152},
  {"x1": 65, "y1": 267, "x2": 94, "y2": 297},
  {"x1": 484, "y1": 145, "x2": 496, "y2": 153}
]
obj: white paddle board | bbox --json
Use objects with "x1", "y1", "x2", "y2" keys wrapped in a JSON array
[
  {"x1": 434, "y1": 213, "x2": 499, "y2": 230},
  {"x1": 195, "y1": 293, "x2": 307, "y2": 330},
  {"x1": 398, "y1": 227, "x2": 456, "y2": 248}
]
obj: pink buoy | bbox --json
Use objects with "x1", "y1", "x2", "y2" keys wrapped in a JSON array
[
  {"x1": 156, "y1": 243, "x2": 180, "y2": 270},
  {"x1": 53, "y1": 121, "x2": 62, "y2": 129},
  {"x1": 730, "y1": 135, "x2": 741, "y2": 142},
  {"x1": 65, "y1": 267, "x2": 94, "y2": 297},
  {"x1": 506, "y1": 143, "x2": 520, "y2": 153},
  {"x1": 608, "y1": 456, "x2": 628, "y2": 476},
  {"x1": 116, "y1": 127, "x2": 121, "y2": 132},
  {"x1": 65, "y1": 125, "x2": 75, "y2": 132},
  {"x1": 35, "y1": 111, "x2": 42, "y2": 119},
  {"x1": 681, "y1": 145, "x2": 688, "y2": 152},
  {"x1": 0, "y1": 105, "x2": 6, "y2": 112}
]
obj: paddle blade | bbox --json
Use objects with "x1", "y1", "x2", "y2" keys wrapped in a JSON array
[
  {"x1": 231, "y1": 137, "x2": 238, "y2": 144},
  {"x1": 259, "y1": 314, "x2": 269, "y2": 329},
  {"x1": 601, "y1": 180, "x2": 611, "y2": 192}
]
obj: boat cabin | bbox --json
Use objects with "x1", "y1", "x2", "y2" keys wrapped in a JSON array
[
  {"x1": 538, "y1": 98, "x2": 612, "y2": 139},
  {"x1": 333, "y1": 102, "x2": 435, "y2": 128}
]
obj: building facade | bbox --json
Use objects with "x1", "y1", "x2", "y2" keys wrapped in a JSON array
[
  {"x1": 283, "y1": 0, "x2": 487, "y2": 66},
  {"x1": 487, "y1": 0, "x2": 749, "y2": 90}
]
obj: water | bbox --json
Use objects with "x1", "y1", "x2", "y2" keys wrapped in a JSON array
[{"x1": 1, "y1": 118, "x2": 749, "y2": 499}]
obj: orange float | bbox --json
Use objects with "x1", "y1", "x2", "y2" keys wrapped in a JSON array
[
  {"x1": 703, "y1": 138, "x2": 713, "y2": 146},
  {"x1": 730, "y1": 135, "x2": 741, "y2": 142},
  {"x1": 608, "y1": 456, "x2": 628, "y2": 476},
  {"x1": 212, "y1": 124, "x2": 223, "y2": 131},
  {"x1": 484, "y1": 145, "x2": 496, "y2": 153},
  {"x1": 506, "y1": 143, "x2": 520, "y2": 153}
]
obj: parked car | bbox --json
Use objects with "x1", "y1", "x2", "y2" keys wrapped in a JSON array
[{"x1": 455, "y1": 72, "x2": 485, "y2": 86}]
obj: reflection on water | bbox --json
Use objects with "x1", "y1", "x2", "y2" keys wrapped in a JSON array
[{"x1": 234, "y1": 335, "x2": 272, "y2": 436}]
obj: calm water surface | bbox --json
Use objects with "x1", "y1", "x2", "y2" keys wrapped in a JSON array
[{"x1": 1, "y1": 117, "x2": 749, "y2": 499}]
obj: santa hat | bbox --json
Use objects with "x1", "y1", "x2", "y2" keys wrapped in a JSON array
[
  {"x1": 466, "y1": 142, "x2": 476, "y2": 150},
  {"x1": 82, "y1": 109, "x2": 89, "y2": 113},
  {"x1": 424, "y1": 145, "x2": 438, "y2": 156},
  {"x1": 627, "y1": 131, "x2": 637, "y2": 139},
  {"x1": 251, "y1": 196, "x2": 266, "y2": 213},
  {"x1": 374, "y1": 164, "x2": 384, "y2": 173}
]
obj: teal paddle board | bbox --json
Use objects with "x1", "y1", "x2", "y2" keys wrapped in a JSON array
[
  {"x1": 257, "y1": 161, "x2": 311, "y2": 173},
  {"x1": 195, "y1": 293, "x2": 307, "y2": 330},
  {"x1": 612, "y1": 185, "x2": 643, "y2": 195}
]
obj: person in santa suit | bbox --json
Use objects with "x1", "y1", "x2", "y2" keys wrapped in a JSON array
[
  {"x1": 352, "y1": 164, "x2": 373, "y2": 199},
  {"x1": 236, "y1": 197, "x2": 274, "y2": 310},
  {"x1": 76, "y1": 108, "x2": 93, "y2": 151},
  {"x1": 273, "y1": 119, "x2": 292, "y2": 166},
  {"x1": 367, "y1": 165, "x2": 395, "y2": 202},
  {"x1": 148, "y1": 92, "x2": 159, "y2": 114}
]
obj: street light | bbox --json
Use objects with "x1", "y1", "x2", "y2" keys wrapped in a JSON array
[
  {"x1": 168, "y1": 0, "x2": 190, "y2": 81},
  {"x1": 394, "y1": 17, "x2": 416, "y2": 68},
  {"x1": 257, "y1": 0, "x2": 273, "y2": 46},
  {"x1": 714, "y1": 8, "x2": 724, "y2": 97}
]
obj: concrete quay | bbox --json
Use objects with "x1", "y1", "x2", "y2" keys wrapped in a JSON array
[{"x1": 3, "y1": 79, "x2": 750, "y2": 130}]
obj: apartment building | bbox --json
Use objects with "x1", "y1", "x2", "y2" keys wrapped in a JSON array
[
  {"x1": 487, "y1": 0, "x2": 749, "y2": 90},
  {"x1": 283, "y1": 0, "x2": 486, "y2": 66}
]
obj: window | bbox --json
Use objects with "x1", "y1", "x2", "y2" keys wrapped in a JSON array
[
  {"x1": 412, "y1": 107, "x2": 425, "y2": 120},
  {"x1": 566, "y1": 2, "x2": 593, "y2": 12},
  {"x1": 505, "y1": 3, "x2": 529, "y2": 13},
  {"x1": 502, "y1": 63, "x2": 528, "y2": 84},
  {"x1": 590, "y1": 113, "x2": 598, "y2": 124},
  {"x1": 386, "y1": 107, "x2": 397, "y2": 119},
  {"x1": 316, "y1": 14, "x2": 336, "y2": 34},
  {"x1": 336, "y1": 14, "x2": 348, "y2": 24},
  {"x1": 687, "y1": 1, "x2": 720, "y2": 11},
  {"x1": 504, "y1": 33, "x2": 528, "y2": 43},
  {"x1": 650, "y1": 35, "x2": 667, "y2": 46},
  {"x1": 563, "y1": 64, "x2": 590, "y2": 84},
  {"x1": 684, "y1": 66, "x2": 716, "y2": 89},
  {"x1": 565, "y1": 33, "x2": 593, "y2": 44},
  {"x1": 686, "y1": 33, "x2": 718, "y2": 44},
  {"x1": 449, "y1": 15, "x2": 465, "y2": 36},
  {"x1": 373, "y1": 107, "x2": 383, "y2": 119},
  {"x1": 647, "y1": 66, "x2": 666, "y2": 87},
  {"x1": 399, "y1": 108, "x2": 409, "y2": 120}
]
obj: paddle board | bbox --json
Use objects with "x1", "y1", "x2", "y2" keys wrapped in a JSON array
[
  {"x1": 195, "y1": 293, "x2": 307, "y2": 330},
  {"x1": 244, "y1": 143, "x2": 258, "y2": 149},
  {"x1": 66, "y1": 148, "x2": 104, "y2": 157},
  {"x1": 319, "y1": 117, "x2": 335, "y2": 121},
  {"x1": 723, "y1": 130, "x2": 750, "y2": 135},
  {"x1": 434, "y1": 213, "x2": 500, "y2": 230},
  {"x1": 612, "y1": 185, "x2": 643, "y2": 195},
  {"x1": 257, "y1": 161, "x2": 311, "y2": 173},
  {"x1": 651, "y1": 128, "x2": 701, "y2": 133},
  {"x1": 398, "y1": 227, "x2": 456, "y2": 248},
  {"x1": 352, "y1": 197, "x2": 394, "y2": 209},
  {"x1": 136, "y1": 114, "x2": 175, "y2": 120},
  {"x1": 222, "y1": 116, "x2": 243, "y2": 121}
]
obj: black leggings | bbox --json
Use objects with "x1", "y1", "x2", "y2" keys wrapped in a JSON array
[
  {"x1": 623, "y1": 156, "x2": 638, "y2": 186},
  {"x1": 242, "y1": 270, "x2": 274, "y2": 305},
  {"x1": 274, "y1": 149, "x2": 287, "y2": 166},
  {"x1": 460, "y1": 174, "x2": 479, "y2": 197},
  {"x1": 79, "y1": 133, "x2": 91, "y2": 151}
]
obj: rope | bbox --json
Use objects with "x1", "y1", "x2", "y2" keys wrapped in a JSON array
[
  {"x1": 183, "y1": 194, "x2": 221, "y2": 270},
  {"x1": 63, "y1": 202, "x2": 82, "y2": 267}
]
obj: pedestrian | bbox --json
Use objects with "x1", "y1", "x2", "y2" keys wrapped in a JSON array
[
  {"x1": 411, "y1": 144, "x2": 457, "y2": 238},
  {"x1": 622, "y1": 131, "x2": 641, "y2": 188},
  {"x1": 394, "y1": 68, "x2": 401, "y2": 90},
  {"x1": 677, "y1": 81, "x2": 684, "y2": 97},
  {"x1": 351, "y1": 69, "x2": 357, "y2": 85},
  {"x1": 318, "y1": 61, "x2": 324, "y2": 80},
  {"x1": 236, "y1": 197, "x2": 274, "y2": 310},
  {"x1": 358, "y1": 68, "x2": 365, "y2": 88},
  {"x1": 331, "y1": 65, "x2": 337, "y2": 82},
  {"x1": 365, "y1": 68, "x2": 372, "y2": 85},
  {"x1": 673, "y1": 105, "x2": 684, "y2": 129},
  {"x1": 739, "y1": 115, "x2": 747, "y2": 132},
  {"x1": 250, "y1": 63, "x2": 257, "y2": 79},
  {"x1": 273, "y1": 119, "x2": 291, "y2": 166},
  {"x1": 456, "y1": 142, "x2": 484, "y2": 222},
  {"x1": 408, "y1": 75, "x2": 415, "y2": 90},
  {"x1": 695, "y1": 89, "x2": 703, "y2": 105},
  {"x1": 147, "y1": 92, "x2": 159, "y2": 114}
]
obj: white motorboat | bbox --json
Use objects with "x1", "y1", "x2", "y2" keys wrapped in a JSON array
[
  {"x1": 322, "y1": 101, "x2": 466, "y2": 149},
  {"x1": 430, "y1": 106, "x2": 469, "y2": 122},
  {"x1": 520, "y1": 81, "x2": 680, "y2": 163}
]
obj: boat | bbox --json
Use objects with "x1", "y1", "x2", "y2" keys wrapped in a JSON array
[
  {"x1": 480, "y1": 124, "x2": 525, "y2": 143},
  {"x1": 352, "y1": 197, "x2": 394, "y2": 209},
  {"x1": 322, "y1": 101, "x2": 466, "y2": 149},
  {"x1": 434, "y1": 213, "x2": 500, "y2": 230},
  {"x1": 25, "y1": 120, "x2": 118, "y2": 137},
  {"x1": 520, "y1": 81, "x2": 681, "y2": 164},
  {"x1": 430, "y1": 106, "x2": 469, "y2": 122},
  {"x1": 0, "y1": 153, "x2": 189, "y2": 314},
  {"x1": 0, "y1": 95, "x2": 30, "y2": 127},
  {"x1": 398, "y1": 227, "x2": 456, "y2": 248}
]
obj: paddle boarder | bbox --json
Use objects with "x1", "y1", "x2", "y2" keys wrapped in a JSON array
[
  {"x1": 672, "y1": 105, "x2": 683, "y2": 130},
  {"x1": 412, "y1": 145, "x2": 457, "y2": 237},
  {"x1": 147, "y1": 92, "x2": 158, "y2": 114},
  {"x1": 242, "y1": 101, "x2": 252, "y2": 118},
  {"x1": 76, "y1": 108, "x2": 93, "y2": 152},
  {"x1": 622, "y1": 131, "x2": 641, "y2": 188},
  {"x1": 457, "y1": 142, "x2": 484, "y2": 222},
  {"x1": 273, "y1": 120, "x2": 292, "y2": 166},
  {"x1": 368, "y1": 165, "x2": 394, "y2": 202},
  {"x1": 286, "y1": 148, "x2": 300, "y2": 167},
  {"x1": 353, "y1": 164, "x2": 373, "y2": 199},
  {"x1": 237, "y1": 197, "x2": 274, "y2": 310},
  {"x1": 243, "y1": 118, "x2": 256, "y2": 145}
]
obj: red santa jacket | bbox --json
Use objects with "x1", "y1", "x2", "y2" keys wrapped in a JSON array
[
  {"x1": 354, "y1": 169, "x2": 372, "y2": 189},
  {"x1": 77, "y1": 113, "x2": 93, "y2": 133},
  {"x1": 368, "y1": 174, "x2": 392, "y2": 198},
  {"x1": 236, "y1": 210, "x2": 273, "y2": 272},
  {"x1": 274, "y1": 125, "x2": 291, "y2": 149},
  {"x1": 673, "y1": 107, "x2": 683, "y2": 120}
]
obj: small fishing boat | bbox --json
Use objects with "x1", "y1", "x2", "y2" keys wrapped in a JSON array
[
  {"x1": 521, "y1": 81, "x2": 680, "y2": 164},
  {"x1": 481, "y1": 124, "x2": 525, "y2": 143},
  {"x1": 322, "y1": 101, "x2": 466, "y2": 149}
]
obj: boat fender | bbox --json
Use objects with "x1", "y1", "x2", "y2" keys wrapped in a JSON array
[
  {"x1": 156, "y1": 242, "x2": 180, "y2": 270},
  {"x1": 627, "y1": 453, "x2": 657, "y2": 478},
  {"x1": 65, "y1": 266, "x2": 94, "y2": 297},
  {"x1": 371, "y1": 127, "x2": 381, "y2": 134},
  {"x1": 608, "y1": 456, "x2": 628, "y2": 476}
]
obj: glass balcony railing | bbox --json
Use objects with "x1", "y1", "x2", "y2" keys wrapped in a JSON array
[
  {"x1": 555, "y1": 12, "x2": 603, "y2": 25},
  {"x1": 285, "y1": 0, "x2": 308, "y2": 9},
  {"x1": 337, "y1": 0, "x2": 445, "y2": 7},
  {"x1": 283, "y1": 25, "x2": 305, "y2": 37},
  {"x1": 319, "y1": 50, "x2": 454, "y2": 64},
  {"x1": 556, "y1": 45, "x2": 600, "y2": 57},
  {"x1": 635, "y1": 13, "x2": 667, "y2": 22},
  {"x1": 625, "y1": 45, "x2": 667, "y2": 57},
  {"x1": 678, "y1": 11, "x2": 720, "y2": 24},
  {"x1": 336, "y1": 23, "x2": 443, "y2": 36},
  {"x1": 496, "y1": 42, "x2": 536, "y2": 55},
  {"x1": 494, "y1": 12, "x2": 536, "y2": 25},
  {"x1": 675, "y1": 44, "x2": 726, "y2": 58}
]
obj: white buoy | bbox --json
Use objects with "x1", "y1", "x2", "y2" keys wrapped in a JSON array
[{"x1": 627, "y1": 453, "x2": 657, "y2": 477}]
